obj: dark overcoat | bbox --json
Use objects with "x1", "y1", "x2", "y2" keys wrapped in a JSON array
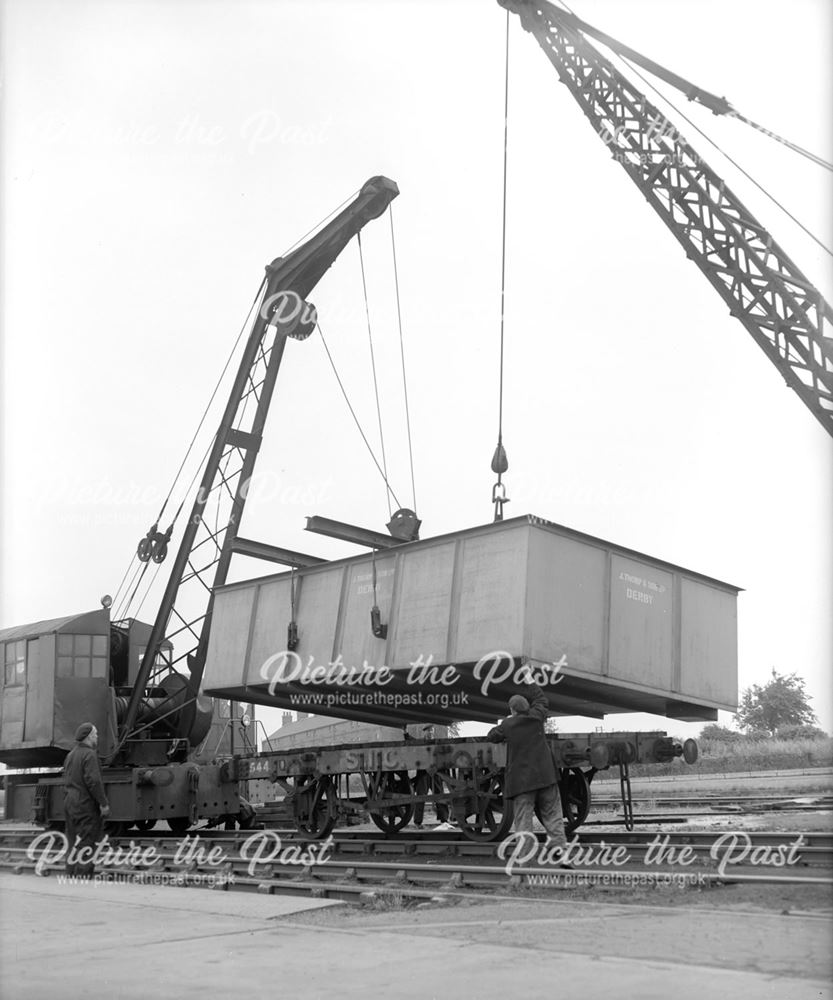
[
  {"x1": 487, "y1": 684, "x2": 557, "y2": 798},
  {"x1": 63, "y1": 743, "x2": 108, "y2": 810},
  {"x1": 62, "y1": 742, "x2": 108, "y2": 874}
]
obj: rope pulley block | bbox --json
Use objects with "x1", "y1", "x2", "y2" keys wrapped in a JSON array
[
  {"x1": 262, "y1": 270, "x2": 318, "y2": 341},
  {"x1": 137, "y1": 522, "x2": 174, "y2": 564},
  {"x1": 387, "y1": 507, "x2": 421, "y2": 542}
]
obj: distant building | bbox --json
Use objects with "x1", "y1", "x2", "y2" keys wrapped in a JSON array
[{"x1": 262, "y1": 713, "x2": 450, "y2": 751}]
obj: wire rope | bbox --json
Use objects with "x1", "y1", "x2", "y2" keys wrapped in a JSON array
[
  {"x1": 554, "y1": 1, "x2": 832, "y2": 258},
  {"x1": 497, "y1": 7, "x2": 510, "y2": 452},
  {"x1": 388, "y1": 205, "x2": 418, "y2": 514},
  {"x1": 317, "y1": 320, "x2": 402, "y2": 510},
  {"x1": 728, "y1": 112, "x2": 833, "y2": 173},
  {"x1": 489, "y1": 9, "x2": 512, "y2": 522},
  {"x1": 357, "y1": 231, "x2": 394, "y2": 518},
  {"x1": 112, "y1": 279, "x2": 268, "y2": 609}
]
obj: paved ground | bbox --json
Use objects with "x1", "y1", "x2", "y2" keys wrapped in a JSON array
[{"x1": 1, "y1": 873, "x2": 831, "y2": 999}]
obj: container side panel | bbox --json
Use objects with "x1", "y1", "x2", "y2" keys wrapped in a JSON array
[
  {"x1": 390, "y1": 542, "x2": 456, "y2": 667},
  {"x1": 454, "y1": 526, "x2": 527, "y2": 661},
  {"x1": 247, "y1": 577, "x2": 293, "y2": 683},
  {"x1": 203, "y1": 588, "x2": 257, "y2": 690},
  {"x1": 337, "y1": 556, "x2": 397, "y2": 670},
  {"x1": 526, "y1": 528, "x2": 606, "y2": 675},
  {"x1": 286, "y1": 568, "x2": 344, "y2": 673},
  {"x1": 608, "y1": 555, "x2": 674, "y2": 690},
  {"x1": 680, "y1": 578, "x2": 738, "y2": 708}
]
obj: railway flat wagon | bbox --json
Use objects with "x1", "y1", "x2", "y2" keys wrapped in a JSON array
[{"x1": 204, "y1": 514, "x2": 739, "y2": 725}]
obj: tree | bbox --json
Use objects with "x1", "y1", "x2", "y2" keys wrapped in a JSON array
[
  {"x1": 734, "y1": 669, "x2": 817, "y2": 736},
  {"x1": 699, "y1": 723, "x2": 741, "y2": 742}
]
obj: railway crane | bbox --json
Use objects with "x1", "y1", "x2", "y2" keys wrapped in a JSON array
[{"x1": 1, "y1": 177, "x2": 400, "y2": 832}]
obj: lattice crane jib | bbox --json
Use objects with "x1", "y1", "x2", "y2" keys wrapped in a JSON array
[
  {"x1": 119, "y1": 177, "x2": 399, "y2": 748},
  {"x1": 499, "y1": 0, "x2": 833, "y2": 436}
]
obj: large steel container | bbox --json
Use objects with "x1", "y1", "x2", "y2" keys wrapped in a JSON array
[{"x1": 203, "y1": 515, "x2": 739, "y2": 724}]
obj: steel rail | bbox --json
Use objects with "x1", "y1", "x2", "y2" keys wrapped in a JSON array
[{"x1": 3, "y1": 846, "x2": 831, "y2": 892}]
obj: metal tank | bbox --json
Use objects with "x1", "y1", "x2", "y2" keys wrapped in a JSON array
[{"x1": 203, "y1": 514, "x2": 739, "y2": 724}]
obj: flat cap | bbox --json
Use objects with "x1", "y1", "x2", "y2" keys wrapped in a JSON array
[{"x1": 74, "y1": 722, "x2": 94, "y2": 742}]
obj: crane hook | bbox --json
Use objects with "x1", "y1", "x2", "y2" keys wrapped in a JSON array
[{"x1": 490, "y1": 441, "x2": 510, "y2": 522}]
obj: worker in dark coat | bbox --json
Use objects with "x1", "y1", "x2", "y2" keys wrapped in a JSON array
[
  {"x1": 412, "y1": 726, "x2": 449, "y2": 828},
  {"x1": 487, "y1": 682, "x2": 568, "y2": 851},
  {"x1": 62, "y1": 723, "x2": 110, "y2": 876}
]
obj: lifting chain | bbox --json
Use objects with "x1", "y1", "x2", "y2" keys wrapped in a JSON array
[
  {"x1": 370, "y1": 547, "x2": 387, "y2": 639},
  {"x1": 287, "y1": 564, "x2": 299, "y2": 651}
]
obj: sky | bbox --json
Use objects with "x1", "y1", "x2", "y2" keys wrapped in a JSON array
[{"x1": 2, "y1": 0, "x2": 831, "y2": 745}]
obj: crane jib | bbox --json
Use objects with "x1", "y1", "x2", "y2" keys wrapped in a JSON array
[
  {"x1": 117, "y1": 177, "x2": 399, "y2": 755},
  {"x1": 499, "y1": 1, "x2": 833, "y2": 437}
]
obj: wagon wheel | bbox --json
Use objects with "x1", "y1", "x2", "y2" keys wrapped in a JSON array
[
  {"x1": 134, "y1": 820, "x2": 156, "y2": 833},
  {"x1": 292, "y1": 775, "x2": 337, "y2": 840},
  {"x1": 559, "y1": 767, "x2": 591, "y2": 835},
  {"x1": 369, "y1": 772, "x2": 414, "y2": 835},
  {"x1": 167, "y1": 817, "x2": 191, "y2": 835},
  {"x1": 452, "y1": 767, "x2": 514, "y2": 843}
]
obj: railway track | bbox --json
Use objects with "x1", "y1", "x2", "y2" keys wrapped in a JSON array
[
  {"x1": 2, "y1": 823, "x2": 831, "y2": 901},
  {"x1": 250, "y1": 791, "x2": 833, "y2": 829},
  {"x1": 589, "y1": 793, "x2": 833, "y2": 812}
]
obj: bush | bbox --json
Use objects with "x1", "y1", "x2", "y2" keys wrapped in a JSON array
[
  {"x1": 699, "y1": 724, "x2": 741, "y2": 741},
  {"x1": 775, "y1": 724, "x2": 828, "y2": 741}
]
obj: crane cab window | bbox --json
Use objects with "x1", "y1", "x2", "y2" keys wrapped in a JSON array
[{"x1": 57, "y1": 634, "x2": 108, "y2": 679}]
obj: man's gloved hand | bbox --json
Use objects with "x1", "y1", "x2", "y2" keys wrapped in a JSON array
[
  {"x1": 100, "y1": 804, "x2": 111, "y2": 818},
  {"x1": 516, "y1": 663, "x2": 536, "y2": 685}
]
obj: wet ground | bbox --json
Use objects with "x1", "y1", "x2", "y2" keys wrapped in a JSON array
[
  {"x1": 1, "y1": 872, "x2": 830, "y2": 999},
  {"x1": 2, "y1": 769, "x2": 831, "y2": 997}
]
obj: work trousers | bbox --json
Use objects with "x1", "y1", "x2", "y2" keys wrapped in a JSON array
[
  {"x1": 64, "y1": 792, "x2": 103, "y2": 877},
  {"x1": 511, "y1": 784, "x2": 568, "y2": 849},
  {"x1": 413, "y1": 771, "x2": 449, "y2": 824}
]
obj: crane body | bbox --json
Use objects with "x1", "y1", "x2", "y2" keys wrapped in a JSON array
[{"x1": 1, "y1": 178, "x2": 399, "y2": 832}]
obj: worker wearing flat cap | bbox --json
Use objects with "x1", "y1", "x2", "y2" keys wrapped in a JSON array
[
  {"x1": 487, "y1": 675, "x2": 569, "y2": 855},
  {"x1": 62, "y1": 723, "x2": 110, "y2": 876}
]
